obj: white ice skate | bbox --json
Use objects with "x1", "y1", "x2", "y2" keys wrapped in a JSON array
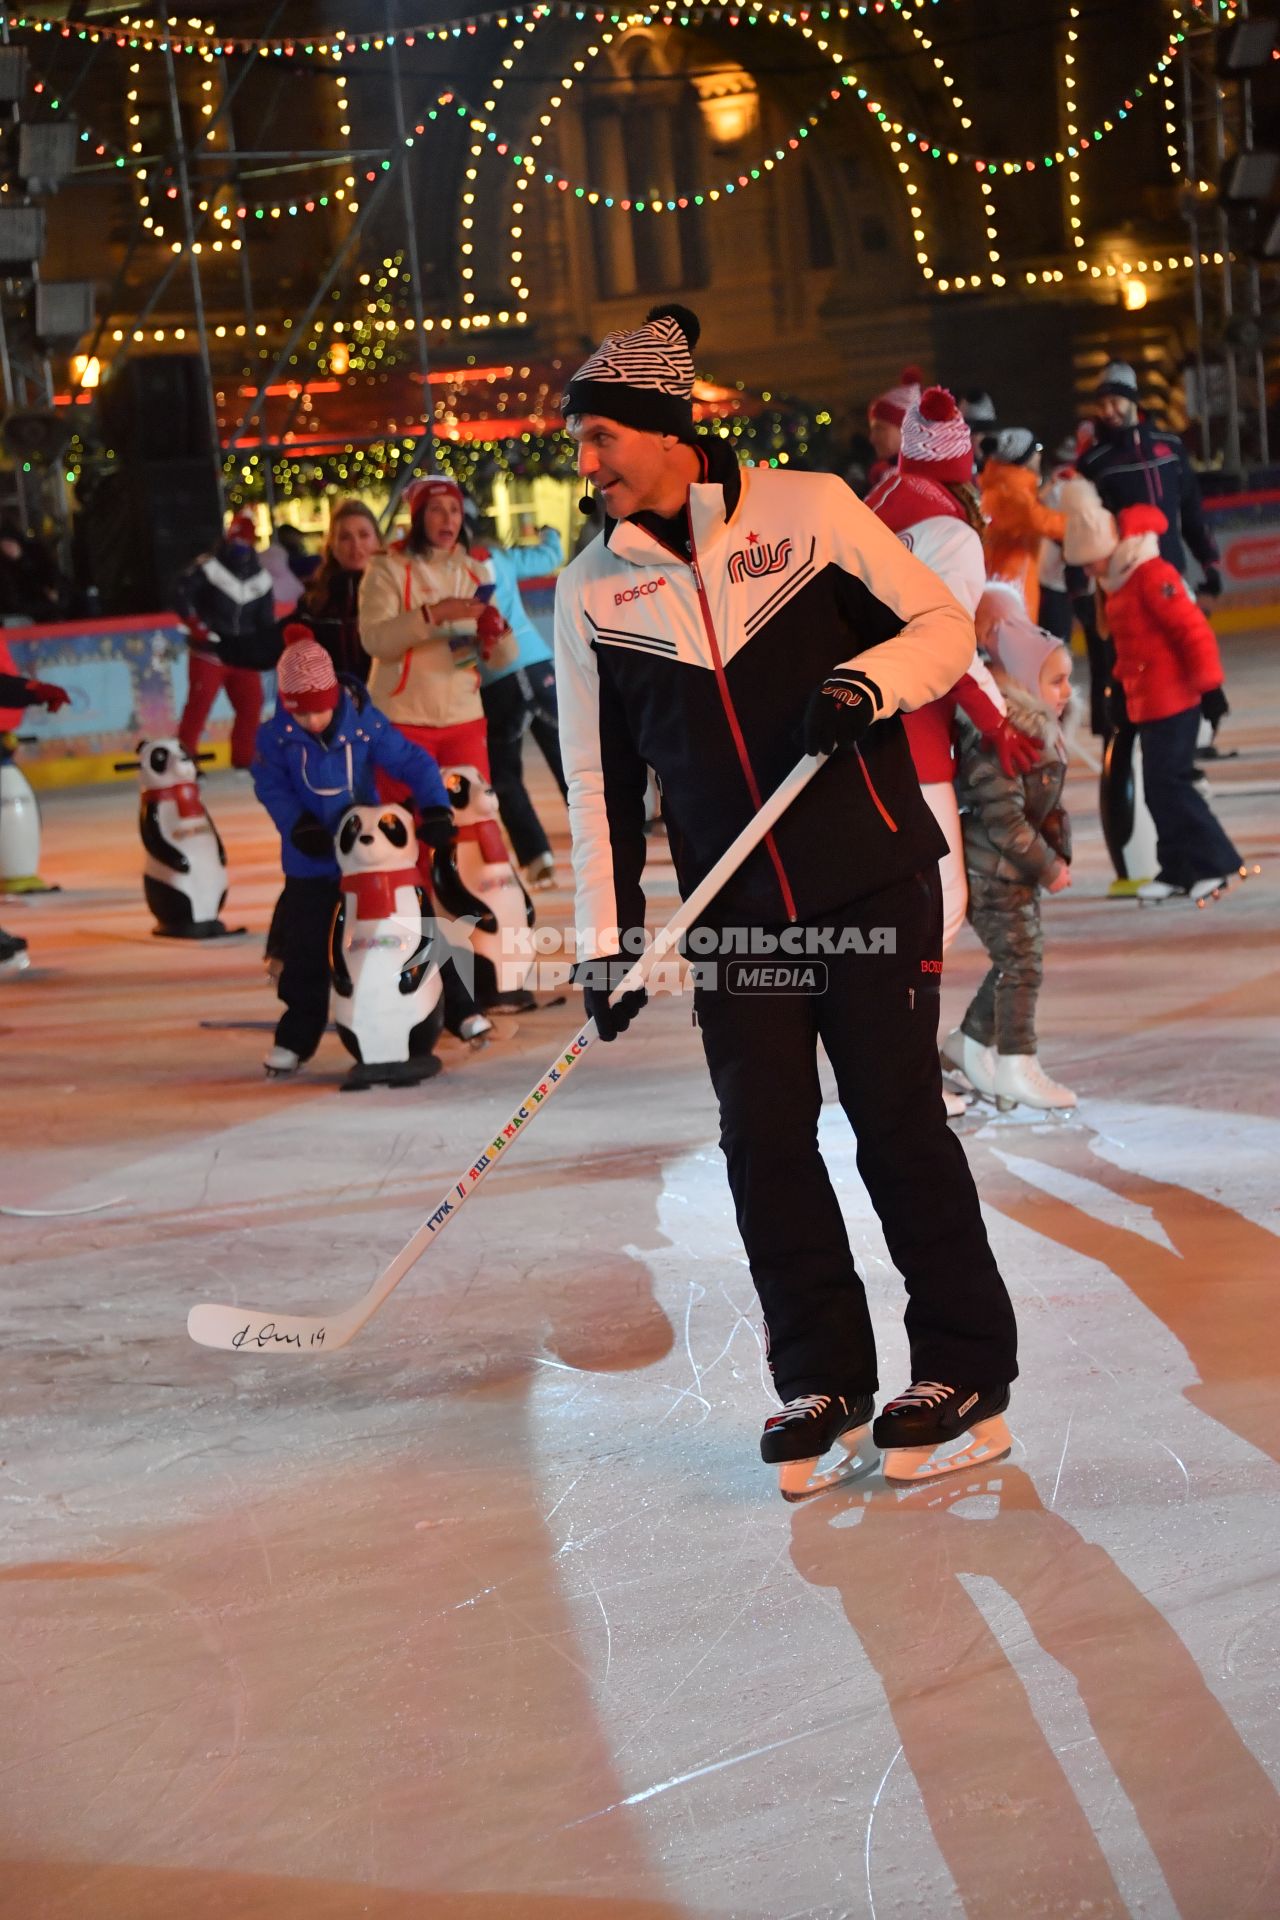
[
  {"x1": 761, "y1": 1392, "x2": 878, "y2": 1503},
  {"x1": 1137, "y1": 877, "x2": 1187, "y2": 904},
  {"x1": 993, "y1": 1054, "x2": 1077, "y2": 1112},
  {"x1": 942, "y1": 1028, "x2": 996, "y2": 1100},
  {"x1": 1191, "y1": 876, "x2": 1231, "y2": 908},
  {"x1": 522, "y1": 852, "x2": 557, "y2": 892},
  {"x1": 874, "y1": 1382, "x2": 1012, "y2": 1485},
  {"x1": 263, "y1": 1045, "x2": 301, "y2": 1078},
  {"x1": 943, "y1": 1087, "x2": 968, "y2": 1119}
]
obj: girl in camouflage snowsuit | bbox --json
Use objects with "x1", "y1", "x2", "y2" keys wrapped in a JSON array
[{"x1": 952, "y1": 590, "x2": 1077, "y2": 1112}]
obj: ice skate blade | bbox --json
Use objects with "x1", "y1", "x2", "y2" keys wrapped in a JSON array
[
  {"x1": 881, "y1": 1414, "x2": 1012, "y2": 1485},
  {"x1": 777, "y1": 1427, "x2": 878, "y2": 1503}
]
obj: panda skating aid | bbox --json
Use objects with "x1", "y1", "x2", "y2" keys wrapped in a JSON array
[
  {"x1": 330, "y1": 803, "x2": 445, "y2": 1091},
  {"x1": 115, "y1": 740, "x2": 245, "y2": 938}
]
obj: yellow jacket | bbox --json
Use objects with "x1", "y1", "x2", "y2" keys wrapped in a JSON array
[{"x1": 359, "y1": 544, "x2": 516, "y2": 729}]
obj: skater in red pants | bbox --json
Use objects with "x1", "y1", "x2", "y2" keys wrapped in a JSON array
[{"x1": 175, "y1": 511, "x2": 279, "y2": 769}]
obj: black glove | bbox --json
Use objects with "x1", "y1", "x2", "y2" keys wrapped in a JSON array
[
  {"x1": 1199, "y1": 566, "x2": 1222, "y2": 599},
  {"x1": 416, "y1": 804, "x2": 457, "y2": 853},
  {"x1": 576, "y1": 957, "x2": 647, "y2": 1043},
  {"x1": 289, "y1": 810, "x2": 332, "y2": 858},
  {"x1": 1200, "y1": 685, "x2": 1228, "y2": 727},
  {"x1": 802, "y1": 669, "x2": 881, "y2": 757}
]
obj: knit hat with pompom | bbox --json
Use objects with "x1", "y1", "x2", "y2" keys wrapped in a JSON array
[
  {"x1": 869, "y1": 365, "x2": 923, "y2": 428},
  {"x1": 562, "y1": 304, "x2": 701, "y2": 436},
  {"x1": 899, "y1": 386, "x2": 974, "y2": 484},
  {"x1": 276, "y1": 622, "x2": 339, "y2": 715}
]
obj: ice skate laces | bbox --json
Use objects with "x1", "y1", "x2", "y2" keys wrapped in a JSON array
[
  {"x1": 885, "y1": 1381, "x2": 953, "y2": 1414},
  {"x1": 767, "y1": 1393, "x2": 833, "y2": 1428}
]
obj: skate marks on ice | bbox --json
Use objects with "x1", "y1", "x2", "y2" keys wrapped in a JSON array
[
  {"x1": 790, "y1": 1466, "x2": 1280, "y2": 1920},
  {"x1": 968, "y1": 1099, "x2": 1280, "y2": 1465},
  {"x1": 0, "y1": 1126, "x2": 693, "y2": 1913}
]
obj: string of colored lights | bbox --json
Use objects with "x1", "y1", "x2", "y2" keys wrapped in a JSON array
[
  {"x1": 461, "y1": 13, "x2": 549, "y2": 315},
  {"x1": 1163, "y1": 57, "x2": 1181, "y2": 180},
  {"x1": 4, "y1": 1, "x2": 1194, "y2": 176},
  {"x1": 1063, "y1": 4, "x2": 1083, "y2": 253},
  {"x1": 895, "y1": 12, "x2": 1001, "y2": 277},
  {"x1": 5, "y1": 0, "x2": 952, "y2": 60}
]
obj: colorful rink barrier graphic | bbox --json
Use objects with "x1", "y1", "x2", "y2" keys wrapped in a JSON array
[
  {"x1": 1204, "y1": 491, "x2": 1280, "y2": 614},
  {"x1": 0, "y1": 615, "x2": 274, "y2": 787}
]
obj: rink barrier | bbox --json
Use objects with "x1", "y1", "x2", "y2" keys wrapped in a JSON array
[{"x1": 0, "y1": 613, "x2": 273, "y2": 788}]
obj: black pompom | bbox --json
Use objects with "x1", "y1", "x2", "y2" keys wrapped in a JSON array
[{"x1": 645, "y1": 303, "x2": 701, "y2": 351}]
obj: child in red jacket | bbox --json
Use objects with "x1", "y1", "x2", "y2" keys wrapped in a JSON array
[{"x1": 1073, "y1": 498, "x2": 1242, "y2": 903}]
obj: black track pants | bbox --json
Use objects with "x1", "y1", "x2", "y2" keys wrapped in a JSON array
[
  {"x1": 274, "y1": 876, "x2": 339, "y2": 1060},
  {"x1": 695, "y1": 869, "x2": 1018, "y2": 1401}
]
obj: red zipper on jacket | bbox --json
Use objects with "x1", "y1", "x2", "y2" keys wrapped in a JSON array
[
  {"x1": 686, "y1": 511, "x2": 798, "y2": 922},
  {"x1": 854, "y1": 747, "x2": 898, "y2": 832}
]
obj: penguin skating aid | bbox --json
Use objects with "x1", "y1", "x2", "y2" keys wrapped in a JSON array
[{"x1": 187, "y1": 754, "x2": 824, "y2": 1353}]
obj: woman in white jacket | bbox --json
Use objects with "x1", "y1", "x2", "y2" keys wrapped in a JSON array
[{"x1": 358, "y1": 476, "x2": 515, "y2": 780}]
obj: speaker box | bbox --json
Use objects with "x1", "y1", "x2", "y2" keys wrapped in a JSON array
[
  {"x1": 80, "y1": 458, "x2": 224, "y2": 614},
  {"x1": 97, "y1": 355, "x2": 214, "y2": 463},
  {"x1": 0, "y1": 206, "x2": 45, "y2": 266}
]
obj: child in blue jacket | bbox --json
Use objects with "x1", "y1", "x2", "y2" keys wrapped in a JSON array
[{"x1": 253, "y1": 626, "x2": 464, "y2": 1077}]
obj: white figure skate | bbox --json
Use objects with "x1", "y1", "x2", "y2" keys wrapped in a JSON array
[{"x1": 993, "y1": 1054, "x2": 1077, "y2": 1112}]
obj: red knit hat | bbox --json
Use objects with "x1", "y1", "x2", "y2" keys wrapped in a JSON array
[
  {"x1": 227, "y1": 510, "x2": 257, "y2": 544},
  {"x1": 869, "y1": 365, "x2": 923, "y2": 428},
  {"x1": 899, "y1": 386, "x2": 974, "y2": 484},
  {"x1": 406, "y1": 475, "x2": 464, "y2": 522},
  {"x1": 277, "y1": 623, "x2": 339, "y2": 715},
  {"x1": 1116, "y1": 503, "x2": 1167, "y2": 540}
]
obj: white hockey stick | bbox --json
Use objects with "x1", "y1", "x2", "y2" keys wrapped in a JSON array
[{"x1": 188, "y1": 753, "x2": 825, "y2": 1353}]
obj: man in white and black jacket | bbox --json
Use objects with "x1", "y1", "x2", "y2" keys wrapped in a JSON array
[{"x1": 554, "y1": 305, "x2": 1019, "y2": 1489}]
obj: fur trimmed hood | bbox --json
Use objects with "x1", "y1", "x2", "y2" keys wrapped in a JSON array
[{"x1": 1002, "y1": 675, "x2": 1077, "y2": 757}]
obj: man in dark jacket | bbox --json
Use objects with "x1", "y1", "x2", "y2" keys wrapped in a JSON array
[
  {"x1": 1078, "y1": 362, "x2": 1220, "y2": 590},
  {"x1": 176, "y1": 511, "x2": 280, "y2": 769},
  {"x1": 555, "y1": 303, "x2": 1018, "y2": 1495}
]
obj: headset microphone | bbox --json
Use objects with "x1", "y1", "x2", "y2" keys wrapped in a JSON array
[{"x1": 578, "y1": 484, "x2": 594, "y2": 516}]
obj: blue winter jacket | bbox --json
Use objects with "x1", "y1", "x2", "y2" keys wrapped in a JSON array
[
  {"x1": 477, "y1": 530, "x2": 563, "y2": 685},
  {"x1": 252, "y1": 679, "x2": 450, "y2": 879}
]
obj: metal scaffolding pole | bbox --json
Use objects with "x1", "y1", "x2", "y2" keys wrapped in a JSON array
[
  {"x1": 1181, "y1": 41, "x2": 1213, "y2": 464},
  {"x1": 383, "y1": 8, "x2": 434, "y2": 531},
  {"x1": 1206, "y1": 0, "x2": 1244, "y2": 474},
  {"x1": 227, "y1": 163, "x2": 402, "y2": 448},
  {"x1": 164, "y1": 44, "x2": 226, "y2": 517},
  {"x1": 1238, "y1": 0, "x2": 1270, "y2": 469},
  {"x1": 218, "y1": 52, "x2": 276, "y2": 523}
]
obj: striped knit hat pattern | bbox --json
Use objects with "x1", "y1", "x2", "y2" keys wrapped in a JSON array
[
  {"x1": 869, "y1": 365, "x2": 923, "y2": 428},
  {"x1": 899, "y1": 386, "x2": 973, "y2": 484},
  {"x1": 562, "y1": 305, "x2": 700, "y2": 436},
  {"x1": 277, "y1": 622, "x2": 339, "y2": 714}
]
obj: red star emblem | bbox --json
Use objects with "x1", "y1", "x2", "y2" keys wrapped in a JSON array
[{"x1": 747, "y1": 531, "x2": 759, "y2": 543}]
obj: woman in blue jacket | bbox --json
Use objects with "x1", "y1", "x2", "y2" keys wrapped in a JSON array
[
  {"x1": 475, "y1": 524, "x2": 568, "y2": 889},
  {"x1": 252, "y1": 627, "x2": 464, "y2": 1077}
]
